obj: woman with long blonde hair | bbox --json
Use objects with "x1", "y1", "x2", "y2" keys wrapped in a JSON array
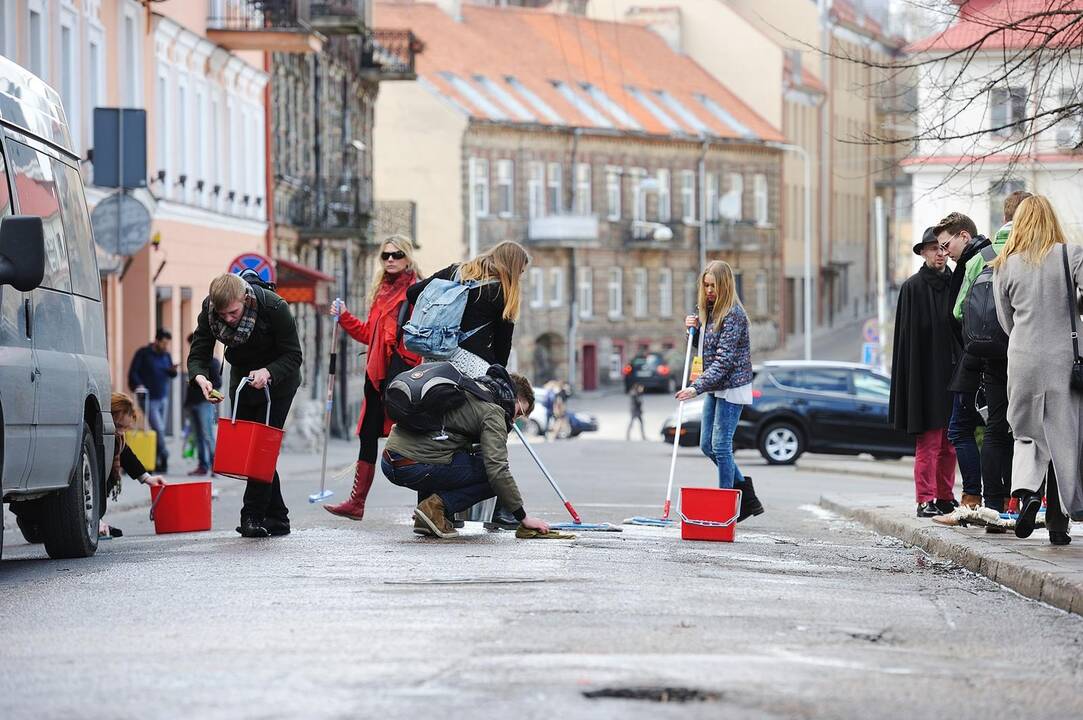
[
  {"x1": 406, "y1": 240, "x2": 530, "y2": 378},
  {"x1": 324, "y1": 234, "x2": 424, "y2": 521},
  {"x1": 992, "y1": 195, "x2": 1083, "y2": 545},
  {"x1": 675, "y1": 261, "x2": 763, "y2": 521}
]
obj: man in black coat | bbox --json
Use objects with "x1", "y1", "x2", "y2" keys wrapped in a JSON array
[{"x1": 889, "y1": 227, "x2": 958, "y2": 518}]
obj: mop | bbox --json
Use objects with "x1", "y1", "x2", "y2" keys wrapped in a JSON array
[
  {"x1": 512, "y1": 424, "x2": 622, "y2": 532},
  {"x1": 624, "y1": 326, "x2": 697, "y2": 527},
  {"x1": 308, "y1": 306, "x2": 340, "y2": 503}
]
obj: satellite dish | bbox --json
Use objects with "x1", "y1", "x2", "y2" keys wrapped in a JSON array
[{"x1": 91, "y1": 191, "x2": 152, "y2": 257}]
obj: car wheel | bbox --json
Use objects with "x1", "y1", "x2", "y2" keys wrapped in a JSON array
[
  {"x1": 41, "y1": 423, "x2": 101, "y2": 559},
  {"x1": 17, "y1": 514, "x2": 44, "y2": 544},
  {"x1": 758, "y1": 421, "x2": 804, "y2": 465},
  {"x1": 526, "y1": 419, "x2": 543, "y2": 436}
]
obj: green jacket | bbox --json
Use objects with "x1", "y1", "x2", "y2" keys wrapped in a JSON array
[
  {"x1": 384, "y1": 393, "x2": 526, "y2": 517},
  {"x1": 953, "y1": 222, "x2": 1011, "y2": 322}
]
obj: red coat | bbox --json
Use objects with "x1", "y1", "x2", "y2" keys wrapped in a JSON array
[{"x1": 338, "y1": 271, "x2": 421, "y2": 437}]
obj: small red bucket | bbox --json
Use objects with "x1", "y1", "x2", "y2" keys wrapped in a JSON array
[
  {"x1": 680, "y1": 487, "x2": 742, "y2": 542},
  {"x1": 212, "y1": 380, "x2": 284, "y2": 484},
  {"x1": 149, "y1": 482, "x2": 212, "y2": 534}
]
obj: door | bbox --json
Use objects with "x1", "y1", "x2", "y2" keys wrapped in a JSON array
[
  {"x1": 789, "y1": 367, "x2": 863, "y2": 452},
  {"x1": 0, "y1": 143, "x2": 34, "y2": 491},
  {"x1": 8, "y1": 140, "x2": 84, "y2": 489},
  {"x1": 582, "y1": 343, "x2": 597, "y2": 391},
  {"x1": 852, "y1": 370, "x2": 910, "y2": 452}
]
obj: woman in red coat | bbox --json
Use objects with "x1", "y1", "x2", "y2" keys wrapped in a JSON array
[{"x1": 324, "y1": 235, "x2": 422, "y2": 520}]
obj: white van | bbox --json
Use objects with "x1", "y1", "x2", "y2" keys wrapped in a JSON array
[{"x1": 0, "y1": 55, "x2": 115, "y2": 559}]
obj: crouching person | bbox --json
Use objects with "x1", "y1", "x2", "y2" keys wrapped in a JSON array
[
  {"x1": 381, "y1": 365, "x2": 550, "y2": 539},
  {"x1": 188, "y1": 272, "x2": 303, "y2": 538}
]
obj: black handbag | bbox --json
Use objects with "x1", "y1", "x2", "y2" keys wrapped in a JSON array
[
  {"x1": 381, "y1": 301, "x2": 413, "y2": 395},
  {"x1": 1059, "y1": 244, "x2": 1083, "y2": 392}
]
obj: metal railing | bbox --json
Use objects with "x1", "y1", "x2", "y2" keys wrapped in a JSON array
[
  {"x1": 362, "y1": 28, "x2": 419, "y2": 78},
  {"x1": 281, "y1": 175, "x2": 372, "y2": 231},
  {"x1": 207, "y1": 0, "x2": 310, "y2": 32}
]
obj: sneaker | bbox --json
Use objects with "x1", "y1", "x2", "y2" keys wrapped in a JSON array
[
  {"x1": 188, "y1": 466, "x2": 208, "y2": 477},
  {"x1": 484, "y1": 505, "x2": 520, "y2": 531},
  {"x1": 413, "y1": 516, "x2": 435, "y2": 537},
  {"x1": 934, "y1": 498, "x2": 957, "y2": 514},
  {"x1": 414, "y1": 495, "x2": 458, "y2": 538},
  {"x1": 917, "y1": 501, "x2": 943, "y2": 518}
]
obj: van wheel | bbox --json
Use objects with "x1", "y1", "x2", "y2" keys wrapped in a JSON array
[
  {"x1": 41, "y1": 423, "x2": 100, "y2": 559},
  {"x1": 758, "y1": 421, "x2": 804, "y2": 465}
]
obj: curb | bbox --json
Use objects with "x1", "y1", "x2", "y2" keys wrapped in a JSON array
[
  {"x1": 798, "y1": 462, "x2": 912, "y2": 482},
  {"x1": 819, "y1": 495, "x2": 1082, "y2": 617}
]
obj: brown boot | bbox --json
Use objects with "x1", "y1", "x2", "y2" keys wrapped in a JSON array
[
  {"x1": 961, "y1": 493, "x2": 982, "y2": 509},
  {"x1": 324, "y1": 461, "x2": 376, "y2": 521},
  {"x1": 414, "y1": 495, "x2": 458, "y2": 538}
]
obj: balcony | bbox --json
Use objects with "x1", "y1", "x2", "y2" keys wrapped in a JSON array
[
  {"x1": 360, "y1": 28, "x2": 421, "y2": 81},
  {"x1": 309, "y1": 1, "x2": 368, "y2": 34},
  {"x1": 704, "y1": 220, "x2": 767, "y2": 252},
  {"x1": 527, "y1": 214, "x2": 599, "y2": 246},
  {"x1": 207, "y1": 0, "x2": 324, "y2": 54},
  {"x1": 280, "y1": 175, "x2": 372, "y2": 237}
]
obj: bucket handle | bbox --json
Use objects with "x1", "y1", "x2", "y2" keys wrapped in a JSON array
[
  {"x1": 230, "y1": 377, "x2": 272, "y2": 426},
  {"x1": 679, "y1": 489, "x2": 743, "y2": 528},
  {"x1": 149, "y1": 485, "x2": 166, "y2": 522}
]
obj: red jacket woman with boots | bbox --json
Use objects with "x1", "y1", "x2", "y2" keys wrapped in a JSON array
[{"x1": 324, "y1": 235, "x2": 422, "y2": 521}]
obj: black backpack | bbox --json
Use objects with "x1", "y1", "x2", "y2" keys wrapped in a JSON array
[
  {"x1": 962, "y1": 245, "x2": 1009, "y2": 358},
  {"x1": 384, "y1": 362, "x2": 514, "y2": 433}
]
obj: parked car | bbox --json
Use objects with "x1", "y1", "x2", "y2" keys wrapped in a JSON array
[
  {"x1": 661, "y1": 361, "x2": 914, "y2": 465},
  {"x1": 0, "y1": 56, "x2": 116, "y2": 559},
  {"x1": 523, "y1": 387, "x2": 599, "y2": 438},
  {"x1": 622, "y1": 351, "x2": 684, "y2": 393}
]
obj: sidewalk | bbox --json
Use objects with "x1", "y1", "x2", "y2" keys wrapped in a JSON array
[{"x1": 821, "y1": 493, "x2": 1083, "y2": 616}]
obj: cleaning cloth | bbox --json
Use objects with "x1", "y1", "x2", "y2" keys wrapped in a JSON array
[{"x1": 516, "y1": 526, "x2": 576, "y2": 540}]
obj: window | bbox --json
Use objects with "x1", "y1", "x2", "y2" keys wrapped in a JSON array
[
  {"x1": 854, "y1": 371, "x2": 891, "y2": 400},
  {"x1": 123, "y1": 12, "x2": 138, "y2": 106},
  {"x1": 578, "y1": 268, "x2": 593, "y2": 318},
  {"x1": 529, "y1": 267, "x2": 545, "y2": 308},
  {"x1": 87, "y1": 29, "x2": 105, "y2": 151},
  {"x1": 657, "y1": 169, "x2": 671, "y2": 222},
  {"x1": 680, "y1": 170, "x2": 696, "y2": 223},
  {"x1": 684, "y1": 271, "x2": 698, "y2": 316},
  {"x1": 633, "y1": 268, "x2": 648, "y2": 317},
  {"x1": 658, "y1": 268, "x2": 673, "y2": 318},
  {"x1": 990, "y1": 86, "x2": 1027, "y2": 137},
  {"x1": 574, "y1": 163, "x2": 591, "y2": 215},
  {"x1": 470, "y1": 158, "x2": 490, "y2": 217},
  {"x1": 722, "y1": 172, "x2": 743, "y2": 221},
  {"x1": 193, "y1": 86, "x2": 206, "y2": 204},
  {"x1": 705, "y1": 172, "x2": 719, "y2": 221},
  {"x1": 28, "y1": 3, "x2": 46, "y2": 79},
  {"x1": 53, "y1": 159, "x2": 101, "y2": 300},
  {"x1": 494, "y1": 159, "x2": 513, "y2": 217},
  {"x1": 528, "y1": 161, "x2": 544, "y2": 219},
  {"x1": 755, "y1": 270, "x2": 767, "y2": 313},
  {"x1": 8, "y1": 141, "x2": 71, "y2": 292},
  {"x1": 793, "y1": 368, "x2": 850, "y2": 393},
  {"x1": 631, "y1": 168, "x2": 647, "y2": 223},
  {"x1": 546, "y1": 162, "x2": 562, "y2": 215},
  {"x1": 754, "y1": 173, "x2": 769, "y2": 225},
  {"x1": 606, "y1": 167, "x2": 621, "y2": 220},
  {"x1": 176, "y1": 81, "x2": 188, "y2": 201},
  {"x1": 549, "y1": 267, "x2": 564, "y2": 307},
  {"x1": 1056, "y1": 87, "x2": 1082, "y2": 149},
  {"x1": 989, "y1": 179, "x2": 1025, "y2": 238},
  {"x1": 608, "y1": 267, "x2": 623, "y2": 319},
  {"x1": 60, "y1": 18, "x2": 78, "y2": 150}
]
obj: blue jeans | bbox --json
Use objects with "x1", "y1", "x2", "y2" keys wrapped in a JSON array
[
  {"x1": 381, "y1": 450, "x2": 495, "y2": 514},
  {"x1": 145, "y1": 396, "x2": 170, "y2": 465},
  {"x1": 699, "y1": 393, "x2": 744, "y2": 489},
  {"x1": 947, "y1": 391, "x2": 982, "y2": 497},
  {"x1": 188, "y1": 402, "x2": 218, "y2": 470}
]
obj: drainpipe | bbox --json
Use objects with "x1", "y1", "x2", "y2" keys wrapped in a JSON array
[
  {"x1": 818, "y1": 0, "x2": 832, "y2": 329},
  {"x1": 567, "y1": 128, "x2": 581, "y2": 389},
  {"x1": 313, "y1": 53, "x2": 323, "y2": 400},
  {"x1": 697, "y1": 138, "x2": 709, "y2": 275}
]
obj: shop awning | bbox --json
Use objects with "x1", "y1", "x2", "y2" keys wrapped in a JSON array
[{"x1": 274, "y1": 258, "x2": 335, "y2": 305}]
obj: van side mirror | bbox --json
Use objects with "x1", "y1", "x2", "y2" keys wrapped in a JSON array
[{"x1": 0, "y1": 216, "x2": 46, "y2": 292}]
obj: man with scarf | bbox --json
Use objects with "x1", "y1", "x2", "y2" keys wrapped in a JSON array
[
  {"x1": 889, "y1": 227, "x2": 958, "y2": 517},
  {"x1": 189, "y1": 272, "x2": 303, "y2": 538},
  {"x1": 380, "y1": 365, "x2": 551, "y2": 539}
]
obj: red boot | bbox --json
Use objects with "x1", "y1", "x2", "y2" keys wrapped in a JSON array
[{"x1": 324, "y1": 461, "x2": 376, "y2": 521}]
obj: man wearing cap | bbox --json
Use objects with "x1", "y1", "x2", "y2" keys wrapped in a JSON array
[{"x1": 889, "y1": 228, "x2": 958, "y2": 517}]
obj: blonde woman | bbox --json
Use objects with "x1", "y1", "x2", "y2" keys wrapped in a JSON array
[
  {"x1": 675, "y1": 261, "x2": 763, "y2": 521},
  {"x1": 992, "y1": 195, "x2": 1083, "y2": 545},
  {"x1": 325, "y1": 235, "x2": 423, "y2": 521},
  {"x1": 405, "y1": 240, "x2": 529, "y2": 378}
]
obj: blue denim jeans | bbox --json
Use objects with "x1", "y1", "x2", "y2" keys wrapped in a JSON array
[
  {"x1": 188, "y1": 402, "x2": 218, "y2": 470},
  {"x1": 699, "y1": 393, "x2": 744, "y2": 489},
  {"x1": 947, "y1": 391, "x2": 982, "y2": 497},
  {"x1": 381, "y1": 450, "x2": 495, "y2": 514},
  {"x1": 145, "y1": 396, "x2": 170, "y2": 465}
]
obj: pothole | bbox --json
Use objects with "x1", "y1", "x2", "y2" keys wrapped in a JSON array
[{"x1": 582, "y1": 686, "x2": 722, "y2": 703}]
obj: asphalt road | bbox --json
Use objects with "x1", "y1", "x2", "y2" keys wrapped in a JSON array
[{"x1": 3, "y1": 437, "x2": 1082, "y2": 720}]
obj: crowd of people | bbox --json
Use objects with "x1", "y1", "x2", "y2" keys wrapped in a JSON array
[{"x1": 890, "y1": 193, "x2": 1083, "y2": 546}]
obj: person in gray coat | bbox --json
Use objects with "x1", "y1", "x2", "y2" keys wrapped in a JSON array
[{"x1": 992, "y1": 195, "x2": 1083, "y2": 546}]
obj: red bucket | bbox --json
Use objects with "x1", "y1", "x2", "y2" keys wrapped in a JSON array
[
  {"x1": 149, "y1": 482, "x2": 212, "y2": 534},
  {"x1": 680, "y1": 487, "x2": 742, "y2": 542},
  {"x1": 211, "y1": 380, "x2": 284, "y2": 484}
]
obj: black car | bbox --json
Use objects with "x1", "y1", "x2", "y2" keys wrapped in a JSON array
[
  {"x1": 623, "y1": 351, "x2": 683, "y2": 393},
  {"x1": 661, "y1": 361, "x2": 914, "y2": 465}
]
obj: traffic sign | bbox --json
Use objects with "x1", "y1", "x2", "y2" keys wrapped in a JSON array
[
  {"x1": 862, "y1": 342, "x2": 880, "y2": 367},
  {"x1": 228, "y1": 253, "x2": 276, "y2": 285},
  {"x1": 863, "y1": 318, "x2": 880, "y2": 344},
  {"x1": 91, "y1": 191, "x2": 152, "y2": 256}
]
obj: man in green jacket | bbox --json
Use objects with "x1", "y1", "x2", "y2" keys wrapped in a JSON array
[
  {"x1": 381, "y1": 371, "x2": 550, "y2": 538},
  {"x1": 189, "y1": 272, "x2": 303, "y2": 538}
]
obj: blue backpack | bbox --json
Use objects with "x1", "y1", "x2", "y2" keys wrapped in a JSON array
[{"x1": 402, "y1": 269, "x2": 498, "y2": 358}]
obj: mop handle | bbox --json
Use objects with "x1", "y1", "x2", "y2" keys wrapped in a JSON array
[
  {"x1": 318, "y1": 312, "x2": 341, "y2": 494},
  {"x1": 662, "y1": 326, "x2": 697, "y2": 520},
  {"x1": 513, "y1": 424, "x2": 582, "y2": 524}
]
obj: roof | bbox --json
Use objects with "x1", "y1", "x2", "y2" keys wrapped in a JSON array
[
  {"x1": 373, "y1": 2, "x2": 782, "y2": 143},
  {"x1": 907, "y1": 0, "x2": 1083, "y2": 53},
  {"x1": 784, "y1": 55, "x2": 826, "y2": 94},
  {"x1": 0, "y1": 55, "x2": 74, "y2": 156}
]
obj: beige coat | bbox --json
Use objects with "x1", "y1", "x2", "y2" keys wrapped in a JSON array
[{"x1": 993, "y1": 243, "x2": 1083, "y2": 519}]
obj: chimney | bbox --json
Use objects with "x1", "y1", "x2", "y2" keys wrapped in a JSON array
[{"x1": 435, "y1": 0, "x2": 463, "y2": 21}]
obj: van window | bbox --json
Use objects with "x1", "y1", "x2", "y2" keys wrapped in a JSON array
[
  {"x1": 7, "y1": 141, "x2": 71, "y2": 293},
  {"x1": 51, "y1": 158, "x2": 100, "y2": 300},
  {"x1": 0, "y1": 145, "x2": 10, "y2": 216}
]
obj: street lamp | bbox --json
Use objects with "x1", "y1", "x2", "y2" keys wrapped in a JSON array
[{"x1": 766, "y1": 141, "x2": 813, "y2": 361}]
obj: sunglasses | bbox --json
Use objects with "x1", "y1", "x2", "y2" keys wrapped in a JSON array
[
  {"x1": 938, "y1": 232, "x2": 960, "y2": 254},
  {"x1": 380, "y1": 251, "x2": 407, "y2": 261}
]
